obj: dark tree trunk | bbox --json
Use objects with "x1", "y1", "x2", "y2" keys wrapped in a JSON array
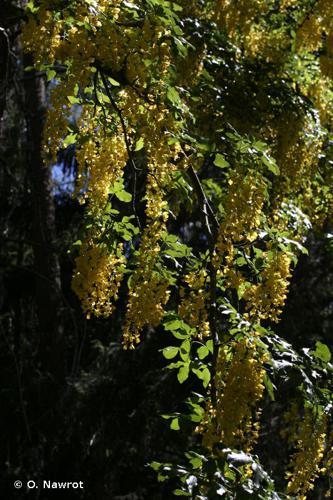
[{"x1": 23, "y1": 55, "x2": 65, "y2": 384}]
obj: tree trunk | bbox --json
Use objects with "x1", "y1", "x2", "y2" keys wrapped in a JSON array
[{"x1": 23, "y1": 55, "x2": 65, "y2": 383}]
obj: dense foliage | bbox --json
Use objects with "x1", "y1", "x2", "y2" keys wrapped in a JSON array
[{"x1": 1, "y1": 0, "x2": 333, "y2": 498}]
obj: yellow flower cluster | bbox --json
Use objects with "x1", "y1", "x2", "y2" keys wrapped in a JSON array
[
  {"x1": 320, "y1": 56, "x2": 333, "y2": 81},
  {"x1": 122, "y1": 219, "x2": 170, "y2": 349},
  {"x1": 308, "y1": 77, "x2": 333, "y2": 126},
  {"x1": 213, "y1": 0, "x2": 293, "y2": 63},
  {"x1": 280, "y1": 0, "x2": 298, "y2": 9},
  {"x1": 286, "y1": 410, "x2": 327, "y2": 499},
  {"x1": 200, "y1": 338, "x2": 267, "y2": 451},
  {"x1": 212, "y1": 171, "x2": 293, "y2": 325},
  {"x1": 72, "y1": 240, "x2": 125, "y2": 319},
  {"x1": 296, "y1": 0, "x2": 333, "y2": 54},
  {"x1": 121, "y1": 177, "x2": 179, "y2": 348},
  {"x1": 76, "y1": 128, "x2": 128, "y2": 212},
  {"x1": 43, "y1": 83, "x2": 76, "y2": 161},
  {"x1": 121, "y1": 109, "x2": 184, "y2": 347},
  {"x1": 244, "y1": 251, "x2": 291, "y2": 323},
  {"x1": 214, "y1": 170, "x2": 266, "y2": 271},
  {"x1": 126, "y1": 24, "x2": 172, "y2": 90},
  {"x1": 22, "y1": 5, "x2": 96, "y2": 161},
  {"x1": 21, "y1": 3, "x2": 63, "y2": 66},
  {"x1": 22, "y1": 0, "x2": 175, "y2": 159},
  {"x1": 322, "y1": 427, "x2": 333, "y2": 497},
  {"x1": 296, "y1": 17, "x2": 323, "y2": 54},
  {"x1": 276, "y1": 115, "x2": 322, "y2": 195},
  {"x1": 244, "y1": 25, "x2": 290, "y2": 62},
  {"x1": 218, "y1": 171, "x2": 266, "y2": 245},
  {"x1": 213, "y1": 0, "x2": 333, "y2": 68},
  {"x1": 119, "y1": 90, "x2": 184, "y2": 347},
  {"x1": 213, "y1": 0, "x2": 269, "y2": 41},
  {"x1": 281, "y1": 401, "x2": 300, "y2": 444},
  {"x1": 178, "y1": 269, "x2": 210, "y2": 339}
]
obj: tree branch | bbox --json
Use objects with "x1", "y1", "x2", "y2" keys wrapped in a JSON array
[{"x1": 187, "y1": 165, "x2": 220, "y2": 403}]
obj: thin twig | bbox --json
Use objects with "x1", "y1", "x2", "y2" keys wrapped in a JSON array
[
  {"x1": 187, "y1": 165, "x2": 219, "y2": 235},
  {"x1": 99, "y1": 71, "x2": 141, "y2": 228},
  {"x1": 100, "y1": 71, "x2": 139, "y2": 172},
  {"x1": 186, "y1": 164, "x2": 220, "y2": 402}
]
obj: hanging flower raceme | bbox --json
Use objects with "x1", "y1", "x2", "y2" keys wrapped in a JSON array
[
  {"x1": 213, "y1": 0, "x2": 270, "y2": 41},
  {"x1": 121, "y1": 107, "x2": 183, "y2": 347},
  {"x1": 243, "y1": 250, "x2": 292, "y2": 323},
  {"x1": 275, "y1": 114, "x2": 323, "y2": 198},
  {"x1": 286, "y1": 409, "x2": 327, "y2": 499},
  {"x1": 322, "y1": 425, "x2": 333, "y2": 497},
  {"x1": 75, "y1": 127, "x2": 128, "y2": 212},
  {"x1": 214, "y1": 169, "x2": 267, "y2": 271},
  {"x1": 178, "y1": 269, "x2": 210, "y2": 339},
  {"x1": 72, "y1": 239, "x2": 126, "y2": 319},
  {"x1": 199, "y1": 337, "x2": 268, "y2": 452},
  {"x1": 122, "y1": 218, "x2": 170, "y2": 349},
  {"x1": 21, "y1": 1, "x2": 63, "y2": 66}
]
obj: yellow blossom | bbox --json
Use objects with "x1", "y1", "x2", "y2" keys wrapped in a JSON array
[{"x1": 286, "y1": 409, "x2": 327, "y2": 498}]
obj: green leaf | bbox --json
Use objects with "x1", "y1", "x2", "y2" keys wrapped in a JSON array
[
  {"x1": 253, "y1": 141, "x2": 267, "y2": 152},
  {"x1": 167, "y1": 361, "x2": 183, "y2": 369},
  {"x1": 26, "y1": 0, "x2": 38, "y2": 12},
  {"x1": 46, "y1": 69, "x2": 56, "y2": 82},
  {"x1": 63, "y1": 133, "x2": 77, "y2": 148},
  {"x1": 134, "y1": 137, "x2": 144, "y2": 151},
  {"x1": 165, "y1": 245, "x2": 191, "y2": 258},
  {"x1": 263, "y1": 373, "x2": 275, "y2": 401},
  {"x1": 170, "y1": 417, "x2": 180, "y2": 430},
  {"x1": 164, "y1": 319, "x2": 190, "y2": 333},
  {"x1": 167, "y1": 86, "x2": 181, "y2": 105},
  {"x1": 115, "y1": 190, "x2": 132, "y2": 202},
  {"x1": 206, "y1": 339, "x2": 213, "y2": 354},
  {"x1": 174, "y1": 37, "x2": 188, "y2": 57},
  {"x1": 185, "y1": 452, "x2": 203, "y2": 469},
  {"x1": 180, "y1": 339, "x2": 190, "y2": 353},
  {"x1": 187, "y1": 402, "x2": 204, "y2": 423},
  {"x1": 68, "y1": 95, "x2": 81, "y2": 105},
  {"x1": 261, "y1": 153, "x2": 280, "y2": 175},
  {"x1": 172, "y1": 330, "x2": 188, "y2": 340},
  {"x1": 164, "y1": 319, "x2": 181, "y2": 330},
  {"x1": 150, "y1": 461, "x2": 161, "y2": 471},
  {"x1": 164, "y1": 240, "x2": 192, "y2": 258},
  {"x1": 172, "y1": 3, "x2": 183, "y2": 12},
  {"x1": 177, "y1": 363, "x2": 190, "y2": 383},
  {"x1": 314, "y1": 342, "x2": 331, "y2": 362},
  {"x1": 197, "y1": 345, "x2": 209, "y2": 360},
  {"x1": 108, "y1": 77, "x2": 120, "y2": 86},
  {"x1": 201, "y1": 367, "x2": 211, "y2": 388},
  {"x1": 110, "y1": 180, "x2": 133, "y2": 202},
  {"x1": 192, "y1": 367, "x2": 210, "y2": 387},
  {"x1": 162, "y1": 346, "x2": 179, "y2": 359},
  {"x1": 214, "y1": 153, "x2": 230, "y2": 168}
]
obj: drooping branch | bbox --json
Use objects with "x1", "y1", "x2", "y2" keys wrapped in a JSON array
[
  {"x1": 99, "y1": 70, "x2": 142, "y2": 228},
  {"x1": 100, "y1": 71, "x2": 137, "y2": 169},
  {"x1": 187, "y1": 165, "x2": 220, "y2": 401}
]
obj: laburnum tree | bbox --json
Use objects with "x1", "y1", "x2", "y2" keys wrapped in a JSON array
[{"x1": 21, "y1": 0, "x2": 333, "y2": 498}]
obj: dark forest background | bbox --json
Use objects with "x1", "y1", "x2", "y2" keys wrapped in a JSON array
[{"x1": 1, "y1": 3, "x2": 333, "y2": 499}]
